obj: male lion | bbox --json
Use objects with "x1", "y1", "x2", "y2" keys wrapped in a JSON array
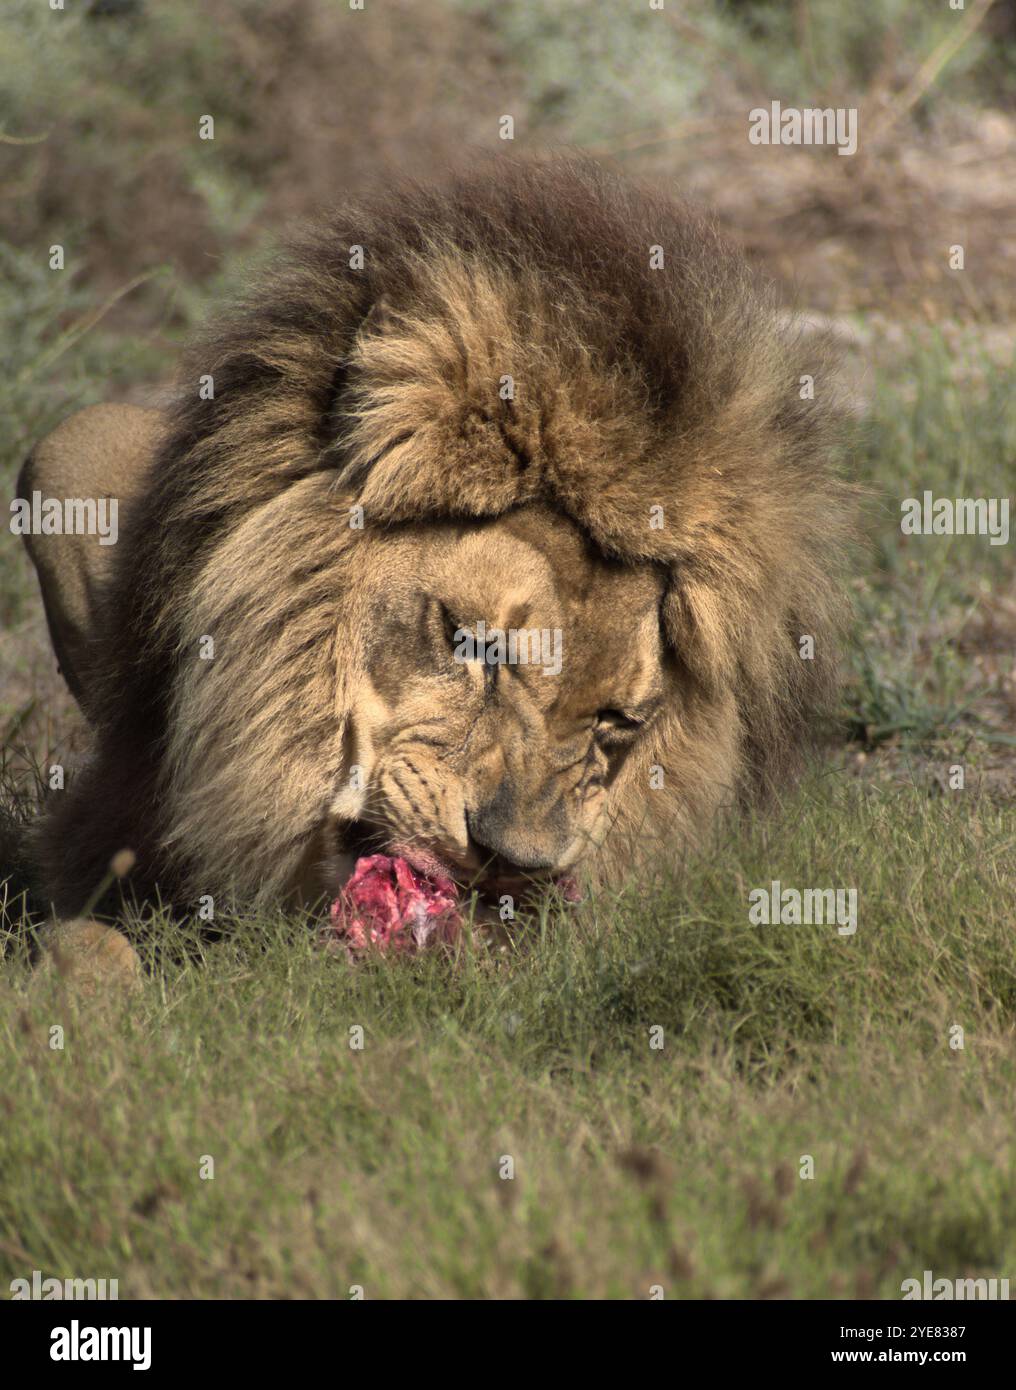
[{"x1": 19, "y1": 157, "x2": 852, "y2": 963}]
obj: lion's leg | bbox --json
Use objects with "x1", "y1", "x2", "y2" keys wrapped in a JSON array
[
  {"x1": 19, "y1": 405, "x2": 163, "y2": 972},
  {"x1": 17, "y1": 403, "x2": 164, "y2": 718}
]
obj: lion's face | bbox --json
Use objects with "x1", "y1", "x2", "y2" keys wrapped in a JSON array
[{"x1": 322, "y1": 505, "x2": 668, "y2": 903}]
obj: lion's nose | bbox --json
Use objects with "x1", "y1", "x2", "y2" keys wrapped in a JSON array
[{"x1": 464, "y1": 806, "x2": 561, "y2": 873}]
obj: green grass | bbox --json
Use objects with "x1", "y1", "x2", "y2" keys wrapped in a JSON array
[
  {"x1": 841, "y1": 335, "x2": 1015, "y2": 750},
  {"x1": 1, "y1": 778, "x2": 1014, "y2": 1298}
]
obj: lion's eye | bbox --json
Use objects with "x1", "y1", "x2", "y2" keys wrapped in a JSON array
[
  {"x1": 594, "y1": 708, "x2": 644, "y2": 743},
  {"x1": 438, "y1": 601, "x2": 461, "y2": 652},
  {"x1": 422, "y1": 597, "x2": 466, "y2": 665}
]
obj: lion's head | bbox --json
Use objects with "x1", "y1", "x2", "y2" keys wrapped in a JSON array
[{"x1": 31, "y1": 156, "x2": 853, "y2": 921}]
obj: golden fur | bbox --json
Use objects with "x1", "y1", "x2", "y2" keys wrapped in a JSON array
[{"x1": 21, "y1": 156, "x2": 854, "y2": 917}]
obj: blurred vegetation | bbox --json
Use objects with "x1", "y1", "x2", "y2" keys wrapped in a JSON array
[{"x1": 2, "y1": 0, "x2": 1013, "y2": 297}]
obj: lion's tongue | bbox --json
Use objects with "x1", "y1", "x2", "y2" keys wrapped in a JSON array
[{"x1": 327, "y1": 854, "x2": 462, "y2": 955}]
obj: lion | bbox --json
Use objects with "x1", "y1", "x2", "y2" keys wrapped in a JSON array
[{"x1": 18, "y1": 156, "x2": 853, "y2": 972}]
